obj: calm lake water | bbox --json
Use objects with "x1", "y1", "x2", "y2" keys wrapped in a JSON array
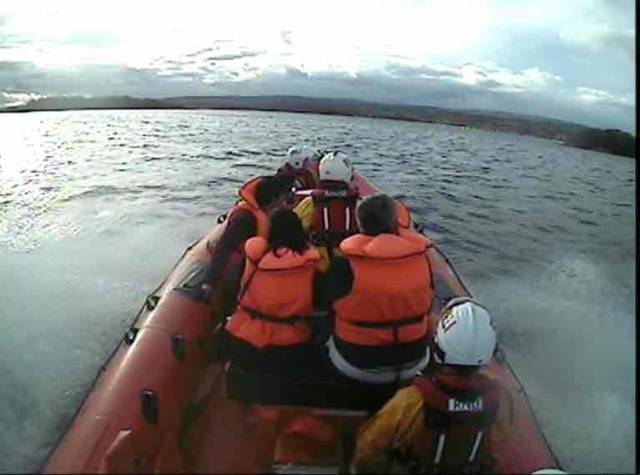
[{"x1": 0, "y1": 110, "x2": 635, "y2": 473}]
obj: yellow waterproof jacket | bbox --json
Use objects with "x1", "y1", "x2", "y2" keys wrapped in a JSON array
[
  {"x1": 351, "y1": 371, "x2": 514, "y2": 474},
  {"x1": 293, "y1": 196, "x2": 332, "y2": 272}
]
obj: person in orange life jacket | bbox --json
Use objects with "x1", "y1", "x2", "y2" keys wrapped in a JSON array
[
  {"x1": 204, "y1": 175, "x2": 294, "y2": 311},
  {"x1": 276, "y1": 145, "x2": 320, "y2": 190},
  {"x1": 323, "y1": 194, "x2": 434, "y2": 384},
  {"x1": 351, "y1": 298, "x2": 515, "y2": 474},
  {"x1": 225, "y1": 208, "x2": 323, "y2": 374},
  {"x1": 294, "y1": 152, "x2": 414, "y2": 267}
]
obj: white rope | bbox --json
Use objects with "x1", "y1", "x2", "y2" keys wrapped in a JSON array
[
  {"x1": 433, "y1": 433, "x2": 446, "y2": 465},
  {"x1": 468, "y1": 431, "x2": 484, "y2": 463}
]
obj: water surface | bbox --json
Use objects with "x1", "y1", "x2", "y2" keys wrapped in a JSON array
[{"x1": 0, "y1": 110, "x2": 635, "y2": 473}]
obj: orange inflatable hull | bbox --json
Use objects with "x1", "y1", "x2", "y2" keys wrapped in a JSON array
[{"x1": 43, "y1": 172, "x2": 561, "y2": 474}]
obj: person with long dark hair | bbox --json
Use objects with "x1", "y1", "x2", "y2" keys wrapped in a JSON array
[{"x1": 224, "y1": 208, "x2": 321, "y2": 373}]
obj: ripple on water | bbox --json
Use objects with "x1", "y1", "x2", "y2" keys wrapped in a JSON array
[
  {"x1": 231, "y1": 163, "x2": 272, "y2": 172},
  {"x1": 439, "y1": 212, "x2": 466, "y2": 223},
  {"x1": 224, "y1": 176, "x2": 244, "y2": 185},
  {"x1": 533, "y1": 224, "x2": 555, "y2": 234},
  {"x1": 540, "y1": 193, "x2": 558, "y2": 201},
  {"x1": 577, "y1": 218, "x2": 598, "y2": 226},
  {"x1": 437, "y1": 190, "x2": 464, "y2": 205},
  {"x1": 423, "y1": 221, "x2": 450, "y2": 235},
  {"x1": 488, "y1": 182, "x2": 512, "y2": 190},
  {"x1": 238, "y1": 149, "x2": 261, "y2": 156}
]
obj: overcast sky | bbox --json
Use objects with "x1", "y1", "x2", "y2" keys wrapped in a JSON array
[{"x1": 0, "y1": 0, "x2": 635, "y2": 131}]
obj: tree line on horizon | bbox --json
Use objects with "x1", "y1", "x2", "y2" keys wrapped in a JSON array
[{"x1": 1, "y1": 95, "x2": 635, "y2": 158}]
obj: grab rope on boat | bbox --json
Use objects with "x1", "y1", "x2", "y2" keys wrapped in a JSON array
[{"x1": 40, "y1": 236, "x2": 203, "y2": 470}]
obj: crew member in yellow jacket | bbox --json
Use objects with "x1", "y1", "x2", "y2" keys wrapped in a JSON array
[
  {"x1": 294, "y1": 152, "x2": 413, "y2": 272},
  {"x1": 351, "y1": 298, "x2": 515, "y2": 474},
  {"x1": 293, "y1": 151, "x2": 359, "y2": 272}
]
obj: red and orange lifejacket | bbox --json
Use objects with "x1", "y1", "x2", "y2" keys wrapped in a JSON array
[
  {"x1": 411, "y1": 371, "x2": 500, "y2": 473},
  {"x1": 333, "y1": 229, "x2": 433, "y2": 346},
  {"x1": 225, "y1": 237, "x2": 320, "y2": 349},
  {"x1": 308, "y1": 185, "x2": 360, "y2": 247},
  {"x1": 227, "y1": 177, "x2": 270, "y2": 244}
]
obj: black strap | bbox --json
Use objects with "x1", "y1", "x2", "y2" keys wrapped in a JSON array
[
  {"x1": 424, "y1": 247, "x2": 435, "y2": 291},
  {"x1": 350, "y1": 314, "x2": 425, "y2": 329},
  {"x1": 240, "y1": 305, "x2": 310, "y2": 325},
  {"x1": 309, "y1": 229, "x2": 354, "y2": 248},
  {"x1": 427, "y1": 374, "x2": 484, "y2": 400}
]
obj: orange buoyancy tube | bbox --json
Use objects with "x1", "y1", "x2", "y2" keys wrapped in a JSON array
[
  {"x1": 395, "y1": 200, "x2": 412, "y2": 229},
  {"x1": 227, "y1": 177, "x2": 270, "y2": 241},
  {"x1": 333, "y1": 229, "x2": 433, "y2": 346},
  {"x1": 412, "y1": 372, "x2": 500, "y2": 473},
  {"x1": 225, "y1": 237, "x2": 321, "y2": 348}
]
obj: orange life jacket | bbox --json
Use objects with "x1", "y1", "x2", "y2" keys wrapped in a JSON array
[
  {"x1": 225, "y1": 237, "x2": 320, "y2": 349},
  {"x1": 333, "y1": 229, "x2": 433, "y2": 346},
  {"x1": 227, "y1": 177, "x2": 269, "y2": 243},
  {"x1": 309, "y1": 186, "x2": 360, "y2": 247},
  {"x1": 411, "y1": 371, "x2": 500, "y2": 473}
]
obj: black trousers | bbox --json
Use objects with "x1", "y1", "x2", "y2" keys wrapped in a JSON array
[{"x1": 229, "y1": 336, "x2": 324, "y2": 376}]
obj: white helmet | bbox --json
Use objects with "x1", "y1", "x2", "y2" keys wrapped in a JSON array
[
  {"x1": 319, "y1": 151, "x2": 353, "y2": 183},
  {"x1": 432, "y1": 297, "x2": 496, "y2": 366},
  {"x1": 530, "y1": 470, "x2": 568, "y2": 474},
  {"x1": 284, "y1": 146, "x2": 314, "y2": 170}
]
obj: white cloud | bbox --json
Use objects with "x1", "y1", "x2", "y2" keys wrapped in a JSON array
[
  {"x1": 0, "y1": 0, "x2": 634, "y2": 130},
  {"x1": 576, "y1": 87, "x2": 634, "y2": 107},
  {"x1": 0, "y1": 91, "x2": 44, "y2": 107}
]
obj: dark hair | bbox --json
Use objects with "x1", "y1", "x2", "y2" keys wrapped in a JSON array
[
  {"x1": 255, "y1": 176, "x2": 294, "y2": 209},
  {"x1": 356, "y1": 194, "x2": 397, "y2": 236},
  {"x1": 267, "y1": 208, "x2": 309, "y2": 254}
]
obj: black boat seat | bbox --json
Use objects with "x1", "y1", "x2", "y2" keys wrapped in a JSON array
[{"x1": 225, "y1": 360, "x2": 399, "y2": 412}]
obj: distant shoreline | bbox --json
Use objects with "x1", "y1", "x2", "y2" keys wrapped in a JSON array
[{"x1": 1, "y1": 95, "x2": 635, "y2": 158}]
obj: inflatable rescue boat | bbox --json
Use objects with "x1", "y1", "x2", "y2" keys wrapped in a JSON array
[{"x1": 43, "y1": 169, "x2": 564, "y2": 474}]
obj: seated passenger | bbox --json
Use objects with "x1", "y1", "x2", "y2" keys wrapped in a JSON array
[
  {"x1": 294, "y1": 151, "x2": 359, "y2": 270},
  {"x1": 324, "y1": 194, "x2": 433, "y2": 384},
  {"x1": 276, "y1": 145, "x2": 319, "y2": 190},
  {"x1": 351, "y1": 298, "x2": 515, "y2": 474},
  {"x1": 205, "y1": 175, "x2": 294, "y2": 310},
  {"x1": 225, "y1": 208, "x2": 321, "y2": 373},
  {"x1": 294, "y1": 152, "x2": 413, "y2": 251}
]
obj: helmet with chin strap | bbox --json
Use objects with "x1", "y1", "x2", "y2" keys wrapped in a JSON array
[
  {"x1": 431, "y1": 297, "x2": 496, "y2": 367},
  {"x1": 283, "y1": 146, "x2": 315, "y2": 170},
  {"x1": 319, "y1": 151, "x2": 353, "y2": 183}
]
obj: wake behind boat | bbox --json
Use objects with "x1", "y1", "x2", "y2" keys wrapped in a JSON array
[{"x1": 43, "y1": 163, "x2": 563, "y2": 474}]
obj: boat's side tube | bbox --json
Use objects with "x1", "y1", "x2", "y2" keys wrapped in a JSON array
[{"x1": 44, "y1": 221, "x2": 230, "y2": 473}]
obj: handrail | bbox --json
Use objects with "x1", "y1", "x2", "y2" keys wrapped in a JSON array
[{"x1": 39, "y1": 235, "x2": 203, "y2": 471}]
